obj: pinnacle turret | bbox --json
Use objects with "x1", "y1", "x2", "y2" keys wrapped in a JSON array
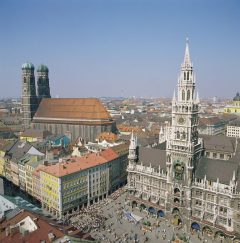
[
  {"x1": 128, "y1": 131, "x2": 137, "y2": 162},
  {"x1": 183, "y1": 38, "x2": 191, "y2": 67}
]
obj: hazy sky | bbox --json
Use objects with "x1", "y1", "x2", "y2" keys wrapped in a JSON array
[{"x1": 0, "y1": 0, "x2": 239, "y2": 99}]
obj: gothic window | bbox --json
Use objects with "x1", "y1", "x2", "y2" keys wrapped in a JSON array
[
  {"x1": 187, "y1": 71, "x2": 189, "y2": 80},
  {"x1": 184, "y1": 72, "x2": 186, "y2": 80},
  {"x1": 176, "y1": 131, "x2": 180, "y2": 139},
  {"x1": 187, "y1": 90, "x2": 190, "y2": 100},
  {"x1": 182, "y1": 131, "x2": 186, "y2": 140},
  {"x1": 182, "y1": 90, "x2": 185, "y2": 101}
]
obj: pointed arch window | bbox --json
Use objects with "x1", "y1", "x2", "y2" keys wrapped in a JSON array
[
  {"x1": 187, "y1": 90, "x2": 191, "y2": 100},
  {"x1": 184, "y1": 72, "x2": 186, "y2": 80},
  {"x1": 187, "y1": 71, "x2": 189, "y2": 80},
  {"x1": 176, "y1": 131, "x2": 180, "y2": 139},
  {"x1": 182, "y1": 90, "x2": 185, "y2": 101},
  {"x1": 182, "y1": 131, "x2": 186, "y2": 140}
]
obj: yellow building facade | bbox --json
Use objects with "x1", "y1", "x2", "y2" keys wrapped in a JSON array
[
  {"x1": 40, "y1": 170, "x2": 61, "y2": 217},
  {"x1": 224, "y1": 93, "x2": 240, "y2": 115},
  {"x1": 0, "y1": 150, "x2": 5, "y2": 176},
  {"x1": 0, "y1": 141, "x2": 13, "y2": 177}
]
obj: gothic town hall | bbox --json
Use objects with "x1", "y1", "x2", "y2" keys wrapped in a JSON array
[{"x1": 127, "y1": 40, "x2": 240, "y2": 240}]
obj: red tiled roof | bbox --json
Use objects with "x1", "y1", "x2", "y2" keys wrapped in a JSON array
[
  {"x1": 33, "y1": 98, "x2": 111, "y2": 121},
  {"x1": 117, "y1": 124, "x2": 142, "y2": 132},
  {"x1": 0, "y1": 210, "x2": 64, "y2": 243},
  {"x1": 40, "y1": 148, "x2": 118, "y2": 177},
  {"x1": 97, "y1": 132, "x2": 118, "y2": 142},
  {"x1": 199, "y1": 117, "x2": 222, "y2": 126}
]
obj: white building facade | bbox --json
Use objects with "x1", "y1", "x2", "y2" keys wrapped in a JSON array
[{"x1": 227, "y1": 125, "x2": 240, "y2": 138}]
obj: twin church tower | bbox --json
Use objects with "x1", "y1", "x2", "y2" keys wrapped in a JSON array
[{"x1": 21, "y1": 63, "x2": 51, "y2": 128}]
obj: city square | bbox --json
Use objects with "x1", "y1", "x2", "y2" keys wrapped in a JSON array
[
  {"x1": 0, "y1": 1, "x2": 240, "y2": 242},
  {"x1": 65, "y1": 188, "x2": 226, "y2": 243}
]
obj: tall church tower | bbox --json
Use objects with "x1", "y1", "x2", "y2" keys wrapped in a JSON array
[
  {"x1": 166, "y1": 39, "x2": 202, "y2": 223},
  {"x1": 37, "y1": 64, "x2": 51, "y2": 100},
  {"x1": 21, "y1": 62, "x2": 38, "y2": 129}
]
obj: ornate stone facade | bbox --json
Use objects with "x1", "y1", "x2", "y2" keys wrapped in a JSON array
[{"x1": 127, "y1": 41, "x2": 240, "y2": 240}]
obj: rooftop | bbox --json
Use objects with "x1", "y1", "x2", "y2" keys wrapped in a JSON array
[
  {"x1": 0, "y1": 210, "x2": 64, "y2": 243},
  {"x1": 40, "y1": 148, "x2": 118, "y2": 177},
  {"x1": 33, "y1": 98, "x2": 112, "y2": 121}
]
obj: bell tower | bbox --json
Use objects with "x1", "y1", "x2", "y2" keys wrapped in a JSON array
[
  {"x1": 166, "y1": 39, "x2": 203, "y2": 222},
  {"x1": 37, "y1": 64, "x2": 51, "y2": 101},
  {"x1": 21, "y1": 62, "x2": 38, "y2": 129}
]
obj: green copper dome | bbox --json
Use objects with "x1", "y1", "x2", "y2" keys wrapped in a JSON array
[
  {"x1": 22, "y1": 62, "x2": 34, "y2": 70},
  {"x1": 233, "y1": 92, "x2": 240, "y2": 101},
  {"x1": 37, "y1": 64, "x2": 49, "y2": 72}
]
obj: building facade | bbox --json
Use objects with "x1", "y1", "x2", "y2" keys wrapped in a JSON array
[
  {"x1": 21, "y1": 63, "x2": 39, "y2": 129},
  {"x1": 37, "y1": 64, "x2": 51, "y2": 100},
  {"x1": 39, "y1": 147, "x2": 127, "y2": 218},
  {"x1": 224, "y1": 93, "x2": 240, "y2": 115},
  {"x1": 127, "y1": 41, "x2": 240, "y2": 240},
  {"x1": 21, "y1": 63, "x2": 116, "y2": 142},
  {"x1": 227, "y1": 125, "x2": 240, "y2": 138}
]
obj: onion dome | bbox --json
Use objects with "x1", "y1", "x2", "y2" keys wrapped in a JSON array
[
  {"x1": 37, "y1": 64, "x2": 49, "y2": 72},
  {"x1": 22, "y1": 62, "x2": 34, "y2": 70},
  {"x1": 233, "y1": 92, "x2": 240, "y2": 101}
]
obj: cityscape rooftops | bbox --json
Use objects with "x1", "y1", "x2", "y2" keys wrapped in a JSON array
[
  {"x1": 40, "y1": 148, "x2": 118, "y2": 177},
  {"x1": 0, "y1": 210, "x2": 64, "y2": 243}
]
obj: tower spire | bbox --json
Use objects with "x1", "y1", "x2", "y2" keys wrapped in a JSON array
[
  {"x1": 172, "y1": 90, "x2": 176, "y2": 102},
  {"x1": 183, "y1": 37, "x2": 191, "y2": 66}
]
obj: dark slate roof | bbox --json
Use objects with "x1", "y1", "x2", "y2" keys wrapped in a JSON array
[
  {"x1": 200, "y1": 134, "x2": 236, "y2": 153},
  {"x1": 154, "y1": 141, "x2": 167, "y2": 150},
  {"x1": 5, "y1": 140, "x2": 32, "y2": 161},
  {"x1": 195, "y1": 157, "x2": 238, "y2": 185},
  {"x1": 21, "y1": 128, "x2": 52, "y2": 139},
  {"x1": 138, "y1": 146, "x2": 166, "y2": 171},
  {"x1": 120, "y1": 134, "x2": 158, "y2": 147},
  {"x1": 0, "y1": 131, "x2": 17, "y2": 140}
]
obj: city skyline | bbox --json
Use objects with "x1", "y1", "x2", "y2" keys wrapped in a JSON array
[{"x1": 0, "y1": 0, "x2": 240, "y2": 99}]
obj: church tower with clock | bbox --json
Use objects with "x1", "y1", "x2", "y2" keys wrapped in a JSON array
[{"x1": 166, "y1": 39, "x2": 203, "y2": 223}]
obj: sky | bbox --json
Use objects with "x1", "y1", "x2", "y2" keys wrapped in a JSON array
[{"x1": 0, "y1": 0, "x2": 240, "y2": 99}]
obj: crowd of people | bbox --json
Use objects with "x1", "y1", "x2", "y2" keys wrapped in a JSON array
[
  {"x1": 68, "y1": 200, "x2": 109, "y2": 232},
  {"x1": 63, "y1": 188, "x2": 206, "y2": 242}
]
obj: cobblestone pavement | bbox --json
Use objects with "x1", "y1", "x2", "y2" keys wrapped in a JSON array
[{"x1": 67, "y1": 188, "x2": 221, "y2": 242}]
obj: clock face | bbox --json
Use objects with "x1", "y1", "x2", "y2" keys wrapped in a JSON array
[{"x1": 178, "y1": 116, "x2": 185, "y2": 125}]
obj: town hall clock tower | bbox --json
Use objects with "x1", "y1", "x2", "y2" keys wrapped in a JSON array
[{"x1": 166, "y1": 39, "x2": 203, "y2": 224}]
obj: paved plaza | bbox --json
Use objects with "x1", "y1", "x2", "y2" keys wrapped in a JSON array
[{"x1": 66, "y1": 188, "x2": 223, "y2": 243}]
